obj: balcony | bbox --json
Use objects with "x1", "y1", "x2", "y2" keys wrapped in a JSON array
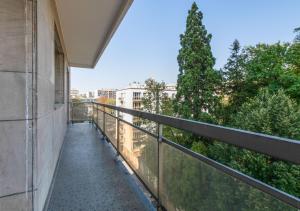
[
  {"x1": 66, "y1": 102, "x2": 300, "y2": 211},
  {"x1": 46, "y1": 123, "x2": 152, "y2": 211}
]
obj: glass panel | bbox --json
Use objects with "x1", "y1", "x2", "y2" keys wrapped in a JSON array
[
  {"x1": 72, "y1": 103, "x2": 92, "y2": 122},
  {"x1": 105, "y1": 107, "x2": 116, "y2": 116},
  {"x1": 119, "y1": 112, "x2": 157, "y2": 134},
  {"x1": 105, "y1": 114, "x2": 117, "y2": 148},
  {"x1": 119, "y1": 121, "x2": 158, "y2": 197},
  {"x1": 97, "y1": 109, "x2": 104, "y2": 131},
  {"x1": 159, "y1": 142, "x2": 297, "y2": 211},
  {"x1": 92, "y1": 104, "x2": 97, "y2": 122}
]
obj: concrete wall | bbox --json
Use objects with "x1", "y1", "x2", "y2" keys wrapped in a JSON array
[
  {"x1": 35, "y1": 0, "x2": 69, "y2": 210},
  {"x1": 0, "y1": 0, "x2": 34, "y2": 210},
  {"x1": 0, "y1": 0, "x2": 69, "y2": 210}
]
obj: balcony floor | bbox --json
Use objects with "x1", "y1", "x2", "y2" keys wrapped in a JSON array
[{"x1": 47, "y1": 123, "x2": 150, "y2": 211}]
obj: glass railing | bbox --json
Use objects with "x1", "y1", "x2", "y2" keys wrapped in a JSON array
[
  {"x1": 70, "y1": 102, "x2": 93, "y2": 123},
  {"x1": 159, "y1": 140, "x2": 297, "y2": 210},
  {"x1": 72, "y1": 102, "x2": 300, "y2": 210}
]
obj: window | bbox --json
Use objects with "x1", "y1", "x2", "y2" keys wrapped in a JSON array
[
  {"x1": 54, "y1": 27, "x2": 65, "y2": 104},
  {"x1": 133, "y1": 102, "x2": 141, "y2": 110},
  {"x1": 133, "y1": 92, "x2": 141, "y2": 100}
]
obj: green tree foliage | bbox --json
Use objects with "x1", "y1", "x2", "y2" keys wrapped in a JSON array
[
  {"x1": 222, "y1": 39, "x2": 247, "y2": 123},
  {"x1": 141, "y1": 78, "x2": 175, "y2": 134},
  {"x1": 220, "y1": 42, "x2": 300, "y2": 120},
  {"x1": 142, "y1": 78, "x2": 168, "y2": 114},
  {"x1": 233, "y1": 89, "x2": 300, "y2": 139},
  {"x1": 209, "y1": 89, "x2": 300, "y2": 197},
  {"x1": 287, "y1": 30, "x2": 300, "y2": 74},
  {"x1": 294, "y1": 27, "x2": 300, "y2": 42},
  {"x1": 174, "y1": 2, "x2": 221, "y2": 151},
  {"x1": 175, "y1": 2, "x2": 221, "y2": 122},
  {"x1": 161, "y1": 143, "x2": 295, "y2": 211},
  {"x1": 139, "y1": 4, "x2": 300, "y2": 207},
  {"x1": 224, "y1": 40, "x2": 245, "y2": 97},
  {"x1": 171, "y1": 9, "x2": 300, "y2": 200},
  {"x1": 241, "y1": 43, "x2": 300, "y2": 102}
]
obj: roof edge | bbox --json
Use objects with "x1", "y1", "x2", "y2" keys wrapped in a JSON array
[{"x1": 90, "y1": 0, "x2": 133, "y2": 69}]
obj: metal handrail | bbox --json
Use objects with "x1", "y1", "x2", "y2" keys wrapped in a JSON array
[
  {"x1": 94, "y1": 102, "x2": 300, "y2": 165},
  {"x1": 71, "y1": 102, "x2": 300, "y2": 209}
]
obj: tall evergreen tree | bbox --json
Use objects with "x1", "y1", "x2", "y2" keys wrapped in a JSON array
[
  {"x1": 175, "y1": 2, "x2": 220, "y2": 122},
  {"x1": 222, "y1": 39, "x2": 246, "y2": 122},
  {"x1": 294, "y1": 27, "x2": 300, "y2": 42},
  {"x1": 224, "y1": 40, "x2": 244, "y2": 95}
]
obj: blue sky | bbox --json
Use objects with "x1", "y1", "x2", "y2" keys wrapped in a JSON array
[{"x1": 71, "y1": 0, "x2": 300, "y2": 92}]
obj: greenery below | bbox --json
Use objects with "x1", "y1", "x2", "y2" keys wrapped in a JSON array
[{"x1": 139, "y1": 2, "x2": 299, "y2": 210}]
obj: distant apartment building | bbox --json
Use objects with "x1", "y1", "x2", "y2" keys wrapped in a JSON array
[
  {"x1": 70, "y1": 89, "x2": 116, "y2": 102},
  {"x1": 94, "y1": 89, "x2": 117, "y2": 99},
  {"x1": 70, "y1": 89, "x2": 80, "y2": 99},
  {"x1": 116, "y1": 82, "x2": 176, "y2": 170},
  {"x1": 116, "y1": 82, "x2": 176, "y2": 122},
  {"x1": 86, "y1": 91, "x2": 95, "y2": 99}
]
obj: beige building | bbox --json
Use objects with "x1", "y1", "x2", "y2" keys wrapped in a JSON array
[{"x1": 0, "y1": 1, "x2": 132, "y2": 210}]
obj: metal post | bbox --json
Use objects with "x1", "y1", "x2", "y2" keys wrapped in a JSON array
[
  {"x1": 96, "y1": 104, "x2": 99, "y2": 129},
  {"x1": 103, "y1": 107, "x2": 106, "y2": 135},
  {"x1": 157, "y1": 124, "x2": 163, "y2": 210},
  {"x1": 116, "y1": 110, "x2": 120, "y2": 156},
  {"x1": 91, "y1": 103, "x2": 93, "y2": 124},
  {"x1": 71, "y1": 102, "x2": 74, "y2": 124},
  {"x1": 93, "y1": 103, "x2": 95, "y2": 124}
]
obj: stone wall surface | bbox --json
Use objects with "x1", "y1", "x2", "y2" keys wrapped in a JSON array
[
  {"x1": 0, "y1": 0, "x2": 69, "y2": 210},
  {"x1": 0, "y1": 1, "x2": 34, "y2": 210}
]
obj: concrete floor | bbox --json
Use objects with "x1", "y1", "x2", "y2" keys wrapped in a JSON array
[{"x1": 47, "y1": 123, "x2": 150, "y2": 211}]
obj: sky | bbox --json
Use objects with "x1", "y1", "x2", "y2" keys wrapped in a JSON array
[{"x1": 71, "y1": 0, "x2": 300, "y2": 92}]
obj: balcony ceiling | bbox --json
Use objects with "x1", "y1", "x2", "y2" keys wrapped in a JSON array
[{"x1": 54, "y1": 0, "x2": 133, "y2": 68}]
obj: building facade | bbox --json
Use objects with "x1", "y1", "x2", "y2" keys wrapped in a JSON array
[
  {"x1": 116, "y1": 82, "x2": 176, "y2": 122},
  {"x1": 70, "y1": 89, "x2": 80, "y2": 99},
  {"x1": 0, "y1": 1, "x2": 132, "y2": 210},
  {"x1": 94, "y1": 89, "x2": 117, "y2": 100},
  {"x1": 116, "y1": 82, "x2": 176, "y2": 172}
]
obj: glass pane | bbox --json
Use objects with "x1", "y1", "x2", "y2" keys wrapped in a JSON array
[
  {"x1": 105, "y1": 114, "x2": 117, "y2": 148},
  {"x1": 119, "y1": 112, "x2": 157, "y2": 134},
  {"x1": 72, "y1": 103, "x2": 91, "y2": 122},
  {"x1": 97, "y1": 109, "x2": 104, "y2": 131},
  {"x1": 92, "y1": 104, "x2": 97, "y2": 122},
  {"x1": 119, "y1": 121, "x2": 158, "y2": 197},
  {"x1": 159, "y1": 142, "x2": 297, "y2": 211}
]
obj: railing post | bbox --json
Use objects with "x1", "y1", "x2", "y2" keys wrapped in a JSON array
[
  {"x1": 71, "y1": 102, "x2": 74, "y2": 124},
  {"x1": 96, "y1": 104, "x2": 99, "y2": 129},
  {"x1": 117, "y1": 110, "x2": 120, "y2": 156},
  {"x1": 157, "y1": 123, "x2": 163, "y2": 210},
  {"x1": 90, "y1": 102, "x2": 92, "y2": 123},
  {"x1": 92, "y1": 103, "x2": 94, "y2": 124},
  {"x1": 103, "y1": 106, "x2": 106, "y2": 135}
]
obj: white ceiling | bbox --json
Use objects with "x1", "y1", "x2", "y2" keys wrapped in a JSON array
[{"x1": 54, "y1": 0, "x2": 133, "y2": 68}]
